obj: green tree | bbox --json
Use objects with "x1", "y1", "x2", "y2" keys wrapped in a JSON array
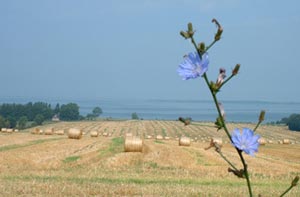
[
  {"x1": 54, "y1": 103, "x2": 60, "y2": 115},
  {"x1": 18, "y1": 116, "x2": 28, "y2": 129},
  {"x1": 60, "y1": 103, "x2": 80, "y2": 121},
  {"x1": 0, "y1": 115, "x2": 6, "y2": 128},
  {"x1": 131, "y1": 112, "x2": 139, "y2": 120},
  {"x1": 34, "y1": 114, "x2": 45, "y2": 125},
  {"x1": 92, "y1": 107, "x2": 102, "y2": 117}
]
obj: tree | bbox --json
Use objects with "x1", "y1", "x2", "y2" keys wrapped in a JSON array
[
  {"x1": 7, "y1": 116, "x2": 17, "y2": 128},
  {"x1": 92, "y1": 107, "x2": 102, "y2": 118},
  {"x1": 60, "y1": 103, "x2": 80, "y2": 121},
  {"x1": 54, "y1": 103, "x2": 60, "y2": 115},
  {"x1": 131, "y1": 112, "x2": 139, "y2": 120},
  {"x1": 34, "y1": 114, "x2": 44, "y2": 125},
  {"x1": 18, "y1": 116, "x2": 28, "y2": 129}
]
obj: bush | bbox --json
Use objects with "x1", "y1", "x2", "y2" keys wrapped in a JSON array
[
  {"x1": 279, "y1": 114, "x2": 300, "y2": 131},
  {"x1": 287, "y1": 114, "x2": 300, "y2": 131},
  {"x1": 131, "y1": 112, "x2": 139, "y2": 120}
]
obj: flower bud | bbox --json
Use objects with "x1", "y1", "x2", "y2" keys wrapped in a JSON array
[
  {"x1": 232, "y1": 64, "x2": 240, "y2": 75},
  {"x1": 180, "y1": 31, "x2": 190, "y2": 39},
  {"x1": 212, "y1": 18, "x2": 223, "y2": 41},
  {"x1": 292, "y1": 176, "x2": 299, "y2": 187},
  {"x1": 259, "y1": 110, "x2": 265, "y2": 122},
  {"x1": 198, "y1": 42, "x2": 206, "y2": 53},
  {"x1": 216, "y1": 68, "x2": 226, "y2": 86},
  {"x1": 187, "y1": 22, "x2": 194, "y2": 36}
]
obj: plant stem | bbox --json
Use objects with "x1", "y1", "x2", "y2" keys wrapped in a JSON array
[
  {"x1": 218, "y1": 151, "x2": 238, "y2": 171},
  {"x1": 280, "y1": 185, "x2": 294, "y2": 197},
  {"x1": 253, "y1": 121, "x2": 262, "y2": 132},
  {"x1": 190, "y1": 35, "x2": 253, "y2": 196}
]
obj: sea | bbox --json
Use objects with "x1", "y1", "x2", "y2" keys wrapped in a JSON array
[{"x1": 0, "y1": 97, "x2": 299, "y2": 123}]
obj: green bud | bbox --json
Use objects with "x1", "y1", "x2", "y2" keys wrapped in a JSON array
[
  {"x1": 180, "y1": 31, "x2": 190, "y2": 39},
  {"x1": 292, "y1": 176, "x2": 299, "y2": 187},
  {"x1": 259, "y1": 110, "x2": 266, "y2": 122},
  {"x1": 187, "y1": 23, "x2": 194, "y2": 37},
  {"x1": 232, "y1": 64, "x2": 240, "y2": 75},
  {"x1": 188, "y1": 22, "x2": 193, "y2": 32},
  {"x1": 198, "y1": 42, "x2": 206, "y2": 53},
  {"x1": 215, "y1": 117, "x2": 224, "y2": 131}
]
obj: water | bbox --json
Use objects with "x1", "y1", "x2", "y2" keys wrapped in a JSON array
[{"x1": 0, "y1": 97, "x2": 300, "y2": 123}]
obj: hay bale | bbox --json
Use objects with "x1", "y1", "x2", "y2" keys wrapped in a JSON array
[
  {"x1": 268, "y1": 140, "x2": 273, "y2": 144},
  {"x1": 14, "y1": 129, "x2": 19, "y2": 132},
  {"x1": 68, "y1": 128, "x2": 82, "y2": 139},
  {"x1": 6, "y1": 128, "x2": 13, "y2": 133},
  {"x1": 212, "y1": 137, "x2": 223, "y2": 147},
  {"x1": 258, "y1": 138, "x2": 266, "y2": 145},
  {"x1": 54, "y1": 130, "x2": 65, "y2": 135},
  {"x1": 278, "y1": 140, "x2": 283, "y2": 144},
  {"x1": 164, "y1": 136, "x2": 170, "y2": 140},
  {"x1": 283, "y1": 139, "x2": 291, "y2": 144},
  {"x1": 125, "y1": 133, "x2": 133, "y2": 137},
  {"x1": 156, "y1": 135, "x2": 163, "y2": 140},
  {"x1": 146, "y1": 135, "x2": 152, "y2": 139},
  {"x1": 90, "y1": 131, "x2": 99, "y2": 137},
  {"x1": 1, "y1": 128, "x2": 7, "y2": 132},
  {"x1": 31, "y1": 128, "x2": 40, "y2": 134},
  {"x1": 179, "y1": 136, "x2": 191, "y2": 146},
  {"x1": 124, "y1": 136, "x2": 143, "y2": 152},
  {"x1": 102, "y1": 132, "x2": 108, "y2": 137},
  {"x1": 44, "y1": 128, "x2": 54, "y2": 135},
  {"x1": 39, "y1": 129, "x2": 44, "y2": 135}
]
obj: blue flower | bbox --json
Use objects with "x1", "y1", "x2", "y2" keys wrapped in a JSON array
[
  {"x1": 231, "y1": 128, "x2": 260, "y2": 156},
  {"x1": 177, "y1": 52, "x2": 209, "y2": 80}
]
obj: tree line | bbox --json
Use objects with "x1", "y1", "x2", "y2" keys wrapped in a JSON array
[{"x1": 0, "y1": 102, "x2": 102, "y2": 129}]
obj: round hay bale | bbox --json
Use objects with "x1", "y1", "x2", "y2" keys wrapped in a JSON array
[
  {"x1": 146, "y1": 135, "x2": 152, "y2": 139},
  {"x1": 125, "y1": 133, "x2": 133, "y2": 137},
  {"x1": 31, "y1": 128, "x2": 40, "y2": 134},
  {"x1": 54, "y1": 130, "x2": 65, "y2": 135},
  {"x1": 156, "y1": 135, "x2": 163, "y2": 140},
  {"x1": 268, "y1": 140, "x2": 273, "y2": 144},
  {"x1": 179, "y1": 136, "x2": 191, "y2": 146},
  {"x1": 283, "y1": 139, "x2": 291, "y2": 144},
  {"x1": 212, "y1": 137, "x2": 223, "y2": 147},
  {"x1": 124, "y1": 136, "x2": 143, "y2": 152},
  {"x1": 44, "y1": 128, "x2": 54, "y2": 135},
  {"x1": 39, "y1": 129, "x2": 44, "y2": 135},
  {"x1": 68, "y1": 128, "x2": 82, "y2": 139},
  {"x1": 90, "y1": 131, "x2": 99, "y2": 137},
  {"x1": 102, "y1": 132, "x2": 108, "y2": 137},
  {"x1": 14, "y1": 129, "x2": 19, "y2": 132},
  {"x1": 278, "y1": 140, "x2": 283, "y2": 144},
  {"x1": 164, "y1": 136, "x2": 170, "y2": 140},
  {"x1": 1, "y1": 128, "x2": 7, "y2": 132},
  {"x1": 6, "y1": 128, "x2": 13, "y2": 133},
  {"x1": 258, "y1": 138, "x2": 266, "y2": 145}
]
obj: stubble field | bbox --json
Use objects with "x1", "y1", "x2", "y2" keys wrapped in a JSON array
[{"x1": 0, "y1": 120, "x2": 300, "y2": 196}]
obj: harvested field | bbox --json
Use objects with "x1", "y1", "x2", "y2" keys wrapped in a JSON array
[{"x1": 0, "y1": 120, "x2": 300, "y2": 196}]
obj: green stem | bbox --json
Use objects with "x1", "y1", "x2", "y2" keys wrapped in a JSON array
[
  {"x1": 217, "y1": 73, "x2": 234, "y2": 90},
  {"x1": 205, "y1": 40, "x2": 217, "y2": 52},
  {"x1": 190, "y1": 35, "x2": 253, "y2": 196},
  {"x1": 280, "y1": 185, "x2": 294, "y2": 197},
  {"x1": 253, "y1": 121, "x2": 262, "y2": 132},
  {"x1": 218, "y1": 151, "x2": 238, "y2": 171}
]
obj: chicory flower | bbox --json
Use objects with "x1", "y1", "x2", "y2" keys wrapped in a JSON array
[
  {"x1": 177, "y1": 52, "x2": 209, "y2": 80},
  {"x1": 231, "y1": 128, "x2": 260, "y2": 156}
]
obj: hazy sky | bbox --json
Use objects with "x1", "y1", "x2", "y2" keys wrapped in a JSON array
[{"x1": 1, "y1": 0, "x2": 300, "y2": 102}]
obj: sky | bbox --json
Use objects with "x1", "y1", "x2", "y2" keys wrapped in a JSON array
[{"x1": 0, "y1": 0, "x2": 300, "y2": 102}]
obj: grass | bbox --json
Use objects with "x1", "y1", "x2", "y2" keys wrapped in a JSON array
[
  {"x1": 63, "y1": 156, "x2": 81, "y2": 163},
  {"x1": 0, "y1": 137, "x2": 63, "y2": 152},
  {"x1": 99, "y1": 137, "x2": 124, "y2": 156}
]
